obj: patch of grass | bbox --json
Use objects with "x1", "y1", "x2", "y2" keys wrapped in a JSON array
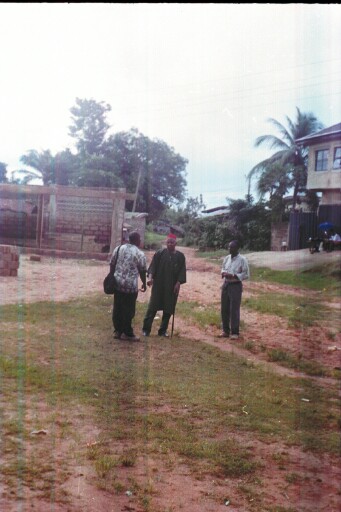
[
  {"x1": 1, "y1": 295, "x2": 340, "y2": 510},
  {"x1": 243, "y1": 292, "x2": 329, "y2": 327},
  {"x1": 196, "y1": 248, "x2": 227, "y2": 262},
  {"x1": 267, "y1": 349, "x2": 328, "y2": 377},
  {"x1": 144, "y1": 230, "x2": 167, "y2": 250},
  {"x1": 177, "y1": 301, "x2": 221, "y2": 329},
  {"x1": 196, "y1": 250, "x2": 340, "y2": 296},
  {"x1": 285, "y1": 472, "x2": 301, "y2": 484}
]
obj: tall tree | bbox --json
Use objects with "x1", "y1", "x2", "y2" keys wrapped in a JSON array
[
  {"x1": 104, "y1": 129, "x2": 188, "y2": 219},
  {"x1": 69, "y1": 97, "x2": 111, "y2": 156},
  {"x1": 248, "y1": 107, "x2": 323, "y2": 208}
]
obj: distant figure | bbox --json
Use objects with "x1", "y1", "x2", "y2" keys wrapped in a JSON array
[
  {"x1": 324, "y1": 229, "x2": 341, "y2": 252},
  {"x1": 142, "y1": 233, "x2": 186, "y2": 337},
  {"x1": 330, "y1": 230, "x2": 341, "y2": 242},
  {"x1": 219, "y1": 240, "x2": 249, "y2": 340}
]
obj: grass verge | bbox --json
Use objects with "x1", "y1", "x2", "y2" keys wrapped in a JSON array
[{"x1": 0, "y1": 296, "x2": 340, "y2": 509}]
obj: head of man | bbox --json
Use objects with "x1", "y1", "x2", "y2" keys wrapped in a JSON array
[
  {"x1": 129, "y1": 231, "x2": 141, "y2": 247},
  {"x1": 229, "y1": 240, "x2": 239, "y2": 257},
  {"x1": 166, "y1": 233, "x2": 177, "y2": 252}
]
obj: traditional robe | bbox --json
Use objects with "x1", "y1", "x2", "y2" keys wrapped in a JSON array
[{"x1": 147, "y1": 248, "x2": 186, "y2": 314}]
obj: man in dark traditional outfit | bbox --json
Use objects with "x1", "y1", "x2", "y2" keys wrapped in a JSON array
[{"x1": 142, "y1": 233, "x2": 186, "y2": 337}]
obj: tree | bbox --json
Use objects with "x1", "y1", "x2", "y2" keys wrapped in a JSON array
[
  {"x1": 224, "y1": 196, "x2": 271, "y2": 251},
  {"x1": 69, "y1": 97, "x2": 111, "y2": 156},
  {"x1": 19, "y1": 149, "x2": 75, "y2": 185},
  {"x1": 0, "y1": 162, "x2": 8, "y2": 183},
  {"x1": 257, "y1": 162, "x2": 293, "y2": 222},
  {"x1": 20, "y1": 149, "x2": 54, "y2": 185},
  {"x1": 248, "y1": 107, "x2": 323, "y2": 208},
  {"x1": 104, "y1": 129, "x2": 188, "y2": 219}
]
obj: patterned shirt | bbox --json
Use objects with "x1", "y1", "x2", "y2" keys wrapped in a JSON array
[
  {"x1": 110, "y1": 243, "x2": 147, "y2": 293},
  {"x1": 221, "y1": 253, "x2": 249, "y2": 283}
]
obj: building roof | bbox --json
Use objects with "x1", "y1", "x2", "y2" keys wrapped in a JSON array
[{"x1": 295, "y1": 122, "x2": 341, "y2": 145}]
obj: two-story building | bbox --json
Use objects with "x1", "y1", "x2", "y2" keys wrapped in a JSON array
[{"x1": 296, "y1": 122, "x2": 341, "y2": 227}]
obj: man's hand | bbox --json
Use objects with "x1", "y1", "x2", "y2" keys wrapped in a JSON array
[
  {"x1": 222, "y1": 272, "x2": 235, "y2": 279},
  {"x1": 173, "y1": 281, "x2": 180, "y2": 295},
  {"x1": 147, "y1": 278, "x2": 153, "y2": 287},
  {"x1": 141, "y1": 283, "x2": 147, "y2": 292}
]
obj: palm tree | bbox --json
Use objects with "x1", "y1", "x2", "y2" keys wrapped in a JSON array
[
  {"x1": 19, "y1": 149, "x2": 75, "y2": 185},
  {"x1": 247, "y1": 107, "x2": 323, "y2": 208},
  {"x1": 20, "y1": 149, "x2": 55, "y2": 185}
]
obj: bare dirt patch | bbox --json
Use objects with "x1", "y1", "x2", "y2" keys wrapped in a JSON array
[{"x1": 1, "y1": 247, "x2": 340, "y2": 511}]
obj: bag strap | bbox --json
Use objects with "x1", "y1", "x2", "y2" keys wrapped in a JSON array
[{"x1": 111, "y1": 245, "x2": 121, "y2": 273}]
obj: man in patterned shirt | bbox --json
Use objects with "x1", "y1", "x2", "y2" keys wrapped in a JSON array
[
  {"x1": 219, "y1": 240, "x2": 249, "y2": 340},
  {"x1": 110, "y1": 231, "x2": 147, "y2": 341}
]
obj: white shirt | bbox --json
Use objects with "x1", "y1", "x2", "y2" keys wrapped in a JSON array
[{"x1": 221, "y1": 253, "x2": 250, "y2": 282}]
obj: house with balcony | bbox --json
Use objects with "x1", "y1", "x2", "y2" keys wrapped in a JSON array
[{"x1": 296, "y1": 122, "x2": 341, "y2": 228}]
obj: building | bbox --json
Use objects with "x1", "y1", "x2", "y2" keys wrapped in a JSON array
[
  {"x1": 0, "y1": 183, "x2": 135, "y2": 258},
  {"x1": 296, "y1": 122, "x2": 341, "y2": 227}
]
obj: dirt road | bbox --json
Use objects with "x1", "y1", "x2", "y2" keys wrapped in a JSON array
[{"x1": 1, "y1": 246, "x2": 340, "y2": 512}]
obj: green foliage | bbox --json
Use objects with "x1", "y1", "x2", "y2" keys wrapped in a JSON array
[
  {"x1": 105, "y1": 128, "x2": 188, "y2": 218},
  {"x1": 69, "y1": 97, "x2": 111, "y2": 156},
  {"x1": 15, "y1": 98, "x2": 188, "y2": 221},
  {"x1": 248, "y1": 107, "x2": 323, "y2": 210},
  {"x1": 19, "y1": 148, "x2": 76, "y2": 185},
  {"x1": 161, "y1": 195, "x2": 271, "y2": 251},
  {"x1": 250, "y1": 262, "x2": 341, "y2": 296}
]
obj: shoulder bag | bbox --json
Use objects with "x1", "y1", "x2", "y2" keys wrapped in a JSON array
[{"x1": 103, "y1": 245, "x2": 121, "y2": 295}]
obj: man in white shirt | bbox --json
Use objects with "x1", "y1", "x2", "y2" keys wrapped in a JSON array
[{"x1": 219, "y1": 240, "x2": 249, "y2": 340}]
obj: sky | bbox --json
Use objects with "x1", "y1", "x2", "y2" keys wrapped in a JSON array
[{"x1": 0, "y1": 3, "x2": 340, "y2": 210}]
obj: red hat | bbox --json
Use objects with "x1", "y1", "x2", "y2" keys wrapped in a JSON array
[{"x1": 167, "y1": 233, "x2": 177, "y2": 240}]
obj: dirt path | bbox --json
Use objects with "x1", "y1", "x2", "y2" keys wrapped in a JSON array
[{"x1": 1, "y1": 246, "x2": 340, "y2": 511}]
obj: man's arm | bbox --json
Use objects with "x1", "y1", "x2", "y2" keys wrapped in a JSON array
[
  {"x1": 139, "y1": 269, "x2": 147, "y2": 291},
  {"x1": 235, "y1": 257, "x2": 249, "y2": 281}
]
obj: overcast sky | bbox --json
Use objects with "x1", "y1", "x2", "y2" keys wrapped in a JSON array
[{"x1": 1, "y1": 3, "x2": 340, "y2": 209}]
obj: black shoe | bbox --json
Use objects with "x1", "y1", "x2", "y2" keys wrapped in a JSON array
[
  {"x1": 121, "y1": 333, "x2": 140, "y2": 342},
  {"x1": 158, "y1": 332, "x2": 169, "y2": 337},
  {"x1": 113, "y1": 331, "x2": 122, "y2": 339},
  {"x1": 142, "y1": 330, "x2": 150, "y2": 337}
]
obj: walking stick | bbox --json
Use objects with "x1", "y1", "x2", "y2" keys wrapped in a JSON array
[{"x1": 171, "y1": 293, "x2": 176, "y2": 338}]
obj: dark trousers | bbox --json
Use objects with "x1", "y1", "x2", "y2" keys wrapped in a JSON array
[
  {"x1": 112, "y1": 290, "x2": 138, "y2": 336},
  {"x1": 221, "y1": 282, "x2": 242, "y2": 335},
  {"x1": 142, "y1": 305, "x2": 171, "y2": 335}
]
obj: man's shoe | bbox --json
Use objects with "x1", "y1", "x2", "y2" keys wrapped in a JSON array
[
  {"x1": 121, "y1": 334, "x2": 140, "y2": 342},
  {"x1": 113, "y1": 331, "x2": 121, "y2": 339},
  {"x1": 230, "y1": 334, "x2": 239, "y2": 340},
  {"x1": 218, "y1": 331, "x2": 229, "y2": 338},
  {"x1": 142, "y1": 330, "x2": 150, "y2": 337},
  {"x1": 158, "y1": 332, "x2": 169, "y2": 337}
]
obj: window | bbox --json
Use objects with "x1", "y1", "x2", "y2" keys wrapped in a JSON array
[
  {"x1": 333, "y1": 147, "x2": 341, "y2": 169},
  {"x1": 315, "y1": 149, "x2": 328, "y2": 172}
]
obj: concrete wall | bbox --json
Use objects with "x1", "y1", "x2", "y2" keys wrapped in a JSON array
[
  {"x1": 271, "y1": 222, "x2": 289, "y2": 251},
  {"x1": 0, "y1": 245, "x2": 19, "y2": 276}
]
